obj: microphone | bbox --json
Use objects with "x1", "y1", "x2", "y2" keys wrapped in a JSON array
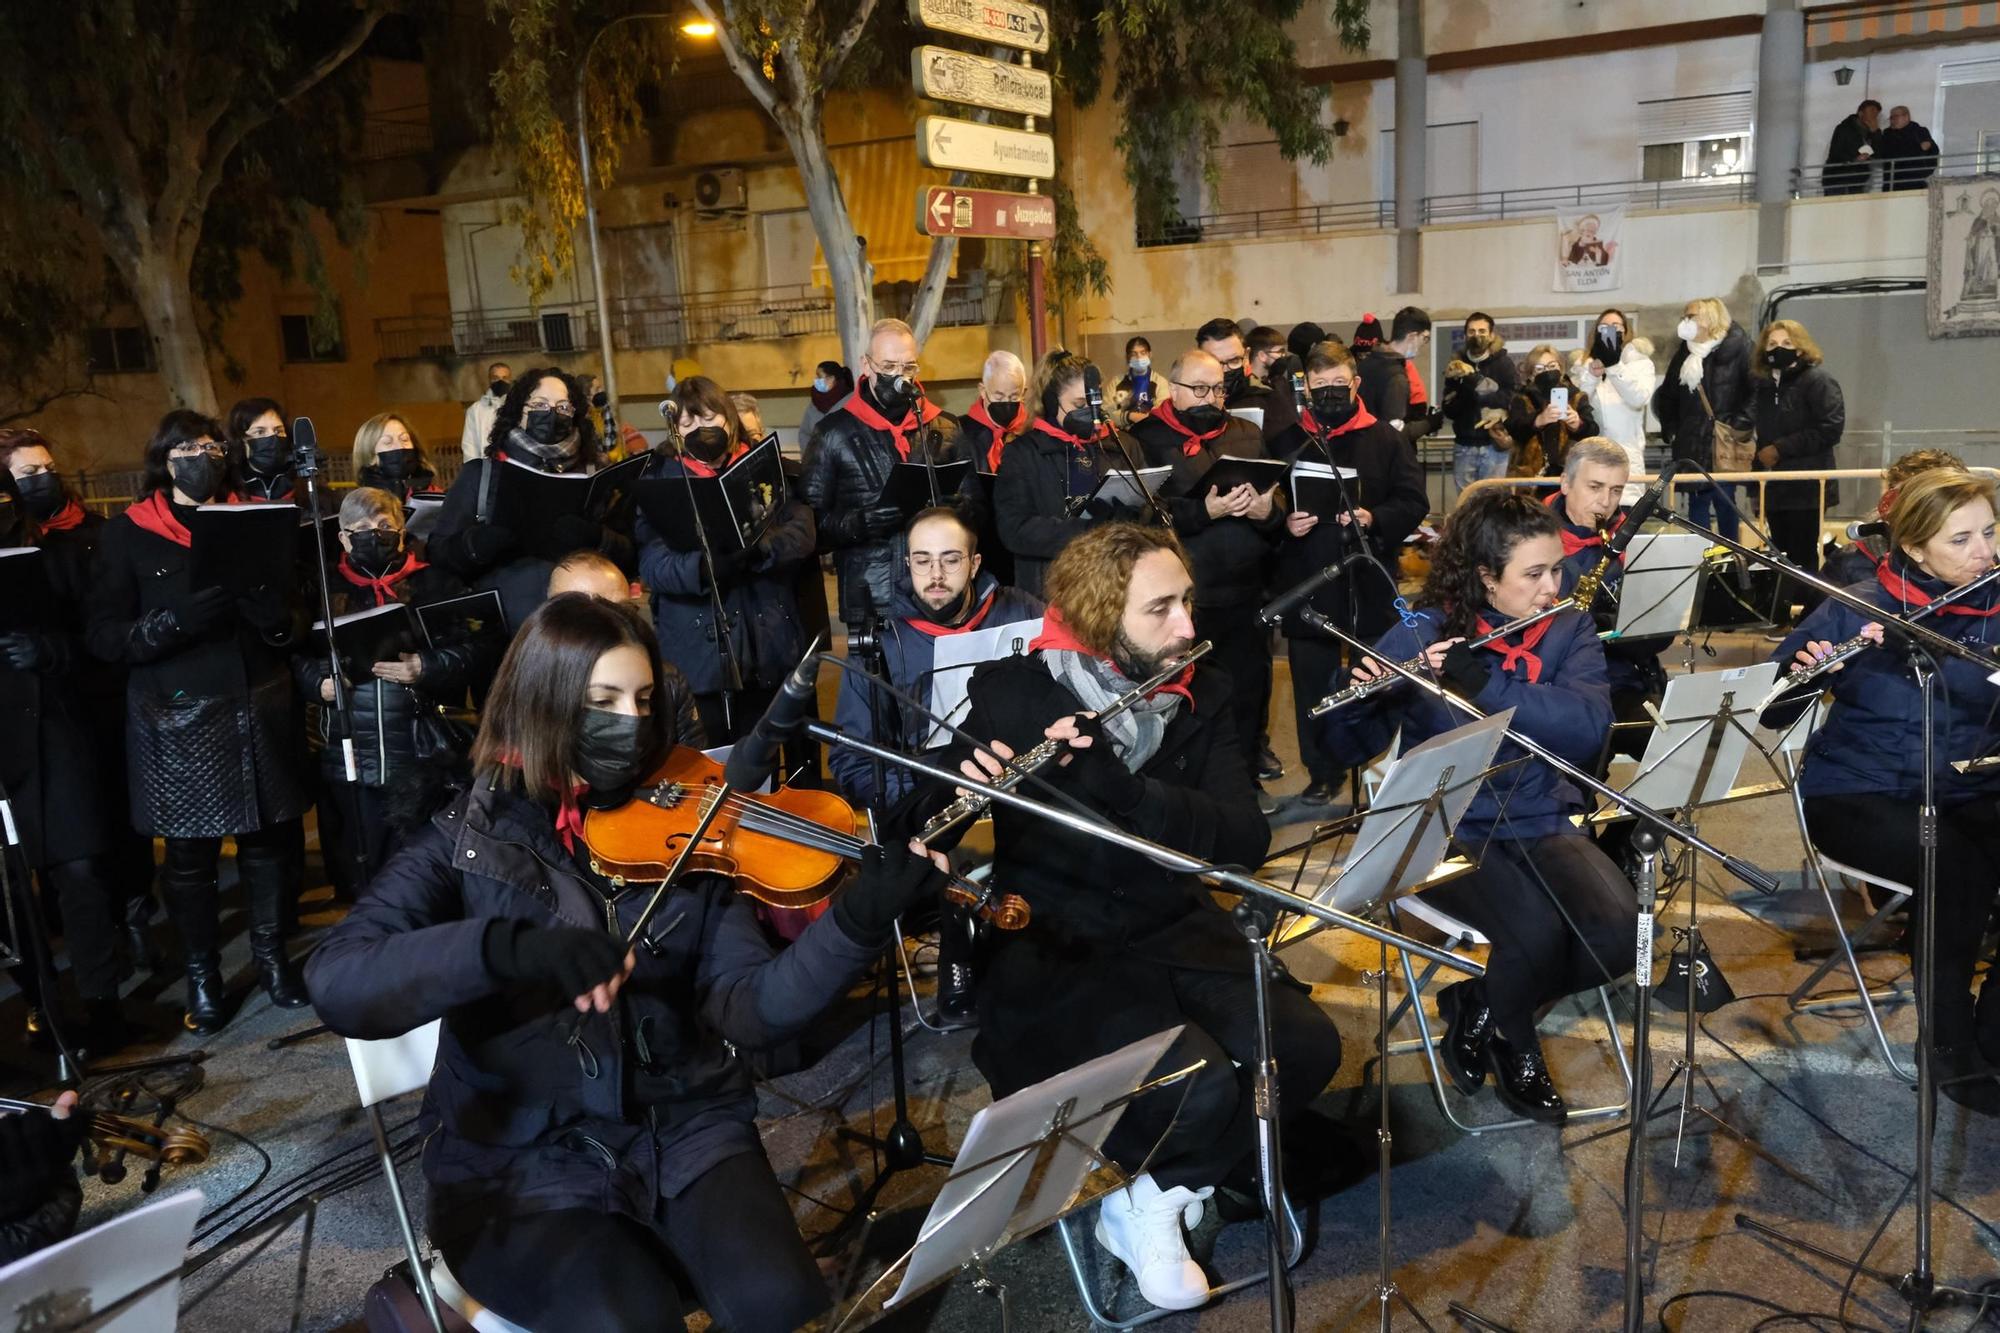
[
  {"x1": 1260, "y1": 559, "x2": 1350, "y2": 627},
  {"x1": 291, "y1": 416, "x2": 323, "y2": 478},
  {"x1": 721, "y1": 644, "x2": 823, "y2": 791},
  {"x1": 1083, "y1": 363, "x2": 1106, "y2": 416},
  {"x1": 1847, "y1": 519, "x2": 1889, "y2": 542},
  {"x1": 1290, "y1": 369, "x2": 1308, "y2": 415},
  {"x1": 1610, "y1": 459, "x2": 1678, "y2": 558},
  {"x1": 890, "y1": 374, "x2": 918, "y2": 406}
]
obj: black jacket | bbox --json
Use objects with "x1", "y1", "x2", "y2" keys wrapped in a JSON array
[
  {"x1": 1442, "y1": 348, "x2": 1519, "y2": 449},
  {"x1": 800, "y1": 382, "x2": 975, "y2": 625},
  {"x1": 993, "y1": 420, "x2": 1146, "y2": 599},
  {"x1": 1504, "y1": 375, "x2": 1599, "y2": 476},
  {"x1": 84, "y1": 500, "x2": 310, "y2": 838},
  {"x1": 1652, "y1": 323, "x2": 1754, "y2": 470},
  {"x1": 1881, "y1": 121, "x2": 1938, "y2": 188},
  {"x1": 1825, "y1": 113, "x2": 1881, "y2": 166},
  {"x1": 305, "y1": 778, "x2": 882, "y2": 1228},
  {"x1": 1268, "y1": 415, "x2": 1429, "y2": 636},
  {"x1": 1356, "y1": 347, "x2": 1412, "y2": 426},
  {"x1": 1753, "y1": 362, "x2": 1846, "y2": 511},
  {"x1": 1129, "y1": 415, "x2": 1282, "y2": 607}
]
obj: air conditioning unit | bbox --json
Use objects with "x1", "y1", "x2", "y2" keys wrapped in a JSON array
[{"x1": 690, "y1": 167, "x2": 747, "y2": 217}]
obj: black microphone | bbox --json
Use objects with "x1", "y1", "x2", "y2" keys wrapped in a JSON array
[
  {"x1": 1610, "y1": 458, "x2": 1678, "y2": 557},
  {"x1": 721, "y1": 647, "x2": 823, "y2": 791},
  {"x1": 1083, "y1": 362, "x2": 1107, "y2": 417},
  {"x1": 291, "y1": 416, "x2": 322, "y2": 478},
  {"x1": 1260, "y1": 559, "x2": 1349, "y2": 626},
  {"x1": 1291, "y1": 369, "x2": 1308, "y2": 415},
  {"x1": 1847, "y1": 519, "x2": 1889, "y2": 542},
  {"x1": 890, "y1": 374, "x2": 917, "y2": 405}
]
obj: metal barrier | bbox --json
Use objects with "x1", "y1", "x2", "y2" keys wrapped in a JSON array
[{"x1": 1791, "y1": 150, "x2": 1980, "y2": 198}]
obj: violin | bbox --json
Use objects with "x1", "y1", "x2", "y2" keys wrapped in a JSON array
[
  {"x1": 0, "y1": 1097, "x2": 211, "y2": 1173},
  {"x1": 581, "y1": 747, "x2": 1028, "y2": 930}
]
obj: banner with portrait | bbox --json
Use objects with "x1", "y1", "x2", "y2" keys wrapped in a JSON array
[
  {"x1": 1553, "y1": 205, "x2": 1624, "y2": 293},
  {"x1": 1927, "y1": 174, "x2": 2000, "y2": 337}
]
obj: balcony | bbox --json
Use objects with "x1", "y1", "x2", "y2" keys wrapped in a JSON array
[{"x1": 1791, "y1": 149, "x2": 1986, "y2": 198}]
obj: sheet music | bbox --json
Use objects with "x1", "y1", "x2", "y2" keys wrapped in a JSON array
[
  {"x1": 0, "y1": 1187, "x2": 200, "y2": 1331},
  {"x1": 1608, "y1": 533, "x2": 1711, "y2": 640},
  {"x1": 1621, "y1": 662, "x2": 1781, "y2": 809},
  {"x1": 922, "y1": 617, "x2": 1044, "y2": 748}
]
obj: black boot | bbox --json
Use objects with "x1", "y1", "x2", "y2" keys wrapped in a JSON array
[
  {"x1": 1436, "y1": 980, "x2": 1493, "y2": 1095},
  {"x1": 1485, "y1": 1033, "x2": 1567, "y2": 1122},
  {"x1": 123, "y1": 891, "x2": 162, "y2": 976},
  {"x1": 162, "y1": 866, "x2": 231, "y2": 1035},
  {"x1": 1935, "y1": 1044, "x2": 2000, "y2": 1117},
  {"x1": 240, "y1": 845, "x2": 309, "y2": 1009}
]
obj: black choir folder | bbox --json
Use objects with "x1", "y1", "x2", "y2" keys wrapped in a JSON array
[
  {"x1": 0, "y1": 547, "x2": 53, "y2": 635},
  {"x1": 633, "y1": 435, "x2": 787, "y2": 554},
  {"x1": 1175, "y1": 455, "x2": 1287, "y2": 499},
  {"x1": 489, "y1": 453, "x2": 647, "y2": 539},
  {"x1": 310, "y1": 589, "x2": 503, "y2": 674},
  {"x1": 189, "y1": 503, "x2": 300, "y2": 597},
  {"x1": 880, "y1": 458, "x2": 971, "y2": 514}
]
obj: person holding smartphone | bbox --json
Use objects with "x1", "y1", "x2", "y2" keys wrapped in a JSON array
[{"x1": 1504, "y1": 344, "x2": 1596, "y2": 477}]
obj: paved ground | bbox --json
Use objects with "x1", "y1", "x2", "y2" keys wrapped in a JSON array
[{"x1": 6, "y1": 625, "x2": 2000, "y2": 1332}]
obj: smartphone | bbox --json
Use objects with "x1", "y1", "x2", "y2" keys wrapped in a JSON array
[{"x1": 1548, "y1": 386, "x2": 1569, "y2": 415}]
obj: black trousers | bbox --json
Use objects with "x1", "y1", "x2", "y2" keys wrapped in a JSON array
[
  {"x1": 317, "y1": 782, "x2": 399, "y2": 901},
  {"x1": 1423, "y1": 835, "x2": 1637, "y2": 1047},
  {"x1": 1805, "y1": 793, "x2": 2000, "y2": 1046},
  {"x1": 1194, "y1": 603, "x2": 1272, "y2": 777},
  {"x1": 41, "y1": 856, "x2": 125, "y2": 1001},
  {"x1": 1287, "y1": 634, "x2": 1350, "y2": 787},
  {"x1": 437, "y1": 1148, "x2": 826, "y2": 1333},
  {"x1": 1765, "y1": 506, "x2": 1825, "y2": 620}
]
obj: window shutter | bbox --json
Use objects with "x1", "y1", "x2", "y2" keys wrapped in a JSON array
[{"x1": 1637, "y1": 90, "x2": 1754, "y2": 144}]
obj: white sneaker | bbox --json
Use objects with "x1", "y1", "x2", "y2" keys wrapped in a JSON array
[{"x1": 1093, "y1": 1173, "x2": 1214, "y2": 1311}]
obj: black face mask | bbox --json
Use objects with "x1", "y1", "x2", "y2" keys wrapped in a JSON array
[
  {"x1": 987, "y1": 400, "x2": 1020, "y2": 427},
  {"x1": 1765, "y1": 346, "x2": 1800, "y2": 372},
  {"x1": 169, "y1": 455, "x2": 225, "y2": 503},
  {"x1": 1309, "y1": 385, "x2": 1358, "y2": 427},
  {"x1": 346, "y1": 531, "x2": 402, "y2": 575},
  {"x1": 684, "y1": 426, "x2": 732, "y2": 462},
  {"x1": 524, "y1": 409, "x2": 573, "y2": 447},
  {"x1": 871, "y1": 375, "x2": 917, "y2": 420},
  {"x1": 15, "y1": 472, "x2": 65, "y2": 520},
  {"x1": 1179, "y1": 403, "x2": 1226, "y2": 434},
  {"x1": 1060, "y1": 407, "x2": 1098, "y2": 441},
  {"x1": 1465, "y1": 333, "x2": 1493, "y2": 357},
  {"x1": 490, "y1": 379, "x2": 509, "y2": 399},
  {"x1": 1221, "y1": 367, "x2": 1248, "y2": 400},
  {"x1": 372, "y1": 449, "x2": 417, "y2": 482},
  {"x1": 246, "y1": 438, "x2": 290, "y2": 477},
  {"x1": 1534, "y1": 368, "x2": 1563, "y2": 392},
  {"x1": 576, "y1": 707, "x2": 654, "y2": 795}
]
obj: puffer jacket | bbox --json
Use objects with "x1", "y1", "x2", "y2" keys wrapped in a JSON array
[
  {"x1": 1764, "y1": 557, "x2": 2000, "y2": 805},
  {"x1": 1316, "y1": 606, "x2": 1612, "y2": 844},
  {"x1": 1653, "y1": 323, "x2": 1754, "y2": 471},
  {"x1": 1504, "y1": 375, "x2": 1599, "y2": 477},
  {"x1": 1753, "y1": 362, "x2": 1845, "y2": 511},
  {"x1": 1571, "y1": 338, "x2": 1657, "y2": 499},
  {"x1": 304, "y1": 778, "x2": 883, "y2": 1227}
]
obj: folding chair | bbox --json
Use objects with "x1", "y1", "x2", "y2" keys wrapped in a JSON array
[
  {"x1": 345, "y1": 1022, "x2": 532, "y2": 1333},
  {"x1": 1384, "y1": 893, "x2": 1633, "y2": 1135}
]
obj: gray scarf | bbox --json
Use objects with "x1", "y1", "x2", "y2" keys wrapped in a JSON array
[
  {"x1": 505, "y1": 424, "x2": 580, "y2": 470},
  {"x1": 1043, "y1": 649, "x2": 1185, "y2": 772}
]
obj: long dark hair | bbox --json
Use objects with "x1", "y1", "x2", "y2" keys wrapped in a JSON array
[
  {"x1": 470, "y1": 593, "x2": 662, "y2": 801},
  {"x1": 485, "y1": 366, "x2": 600, "y2": 469},
  {"x1": 1418, "y1": 491, "x2": 1562, "y2": 637},
  {"x1": 139, "y1": 410, "x2": 227, "y2": 498}
]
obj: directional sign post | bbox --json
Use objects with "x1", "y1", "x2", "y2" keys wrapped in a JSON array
[
  {"x1": 916, "y1": 186, "x2": 1058, "y2": 241},
  {"x1": 915, "y1": 116, "x2": 1055, "y2": 179},
  {"x1": 907, "y1": 0, "x2": 1049, "y2": 53},
  {"x1": 910, "y1": 45, "x2": 1052, "y2": 117}
]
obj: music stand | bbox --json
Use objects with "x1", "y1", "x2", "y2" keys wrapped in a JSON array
[
  {"x1": 921, "y1": 617, "x2": 1045, "y2": 749},
  {"x1": 1604, "y1": 533, "x2": 1710, "y2": 644},
  {"x1": 832, "y1": 1028, "x2": 1199, "y2": 1331},
  {"x1": 1277, "y1": 714, "x2": 1511, "y2": 1332},
  {"x1": 0, "y1": 1186, "x2": 200, "y2": 1332}
]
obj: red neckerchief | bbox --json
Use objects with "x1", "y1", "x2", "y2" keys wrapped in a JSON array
[
  {"x1": 1029, "y1": 417, "x2": 1108, "y2": 452},
  {"x1": 337, "y1": 550, "x2": 430, "y2": 607},
  {"x1": 1877, "y1": 486, "x2": 1899, "y2": 518},
  {"x1": 493, "y1": 750, "x2": 592, "y2": 852},
  {"x1": 1150, "y1": 399, "x2": 1227, "y2": 456},
  {"x1": 1404, "y1": 359, "x2": 1428, "y2": 407},
  {"x1": 1028, "y1": 605, "x2": 1196, "y2": 709},
  {"x1": 679, "y1": 444, "x2": 746, "y2": 479},
  {"x1": 902, "y1": 586, "x2": 997, "y2": 638},
  {"x1": 36, "y1": 499, "x2": 86, "y2": 535},
  {"x1": 1543, "y1": 492, "x2": 1627, "y2": 558},
  {"x1": 839, "y1": 378, "x2": 944, "y2": 461},
  {"x1": 127, "y1": 492, "x2": 194, "y2": 547},
  {"x1": 969, "y1": 399, "x2": 1026, "y2": 471},
  {"x1": 1299, "y1": 401, "x2": 1378, "y2": 438},
  {"x1": 1877, "y1": 562, "x2": 2000, "y2": 617},
  {"x1": 1473, "y1": 613, "x2": 1557, "y2": 683}
]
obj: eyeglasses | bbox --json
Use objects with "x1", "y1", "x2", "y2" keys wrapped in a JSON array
[
  {"x1": 1171, "y1": 379, "x2": 1228, "y2": 401},
  {"x1": 908, "y1": 552, "x2": 968, "y2": 574},
  {"x1": 343, "y1": 524, "x2": 399, "y2": 538},
  {"x1": 169, "y1": 442, "x2": 225, "y2": 459},
  {"x1": 245, "y1": 427, "x2": 287, "y2": 441},
  {"x1": 1213, "y1": 355, "x2": 1247, "y2": 372},
  {"x1": 524, "y1": 399, "x2": 577, "y2": 417},
  {"x1": 874, "y1": 361, "x2": 922, "y2": 379}
]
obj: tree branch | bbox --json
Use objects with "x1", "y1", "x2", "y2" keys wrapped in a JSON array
[
  {"x1": 821, "y1": 0, "x2": 884, "y2": 88},
  {"x1": 699, "y1": 0, "x2": 783, "y2": 120},
  {"x1": 0, "y1": 381, "x2": 106, "y2": 429}
]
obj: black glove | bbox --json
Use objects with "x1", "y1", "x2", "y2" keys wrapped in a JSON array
[
  {"x1": 483, "y1": 919, "x2": 629, "y2": 999},
  {"x1": 706, "y1": 546, "x2": 758, "y2": 586},
  {"x1": 548, "y1": 513, "x2": 604, "y2": 555},
  {"x1": 861, "y1": 505, "x2": 906, "y2": 538},
  {"x1": 0, "y1": 632, "x2": 55, "y2": 672},
  {"x1": 1438, "y1": 641, "x2": 1492, "y2": 699},
  {"x1": 172, "y1": 586, "x2": 234, "y2": 636},
  {"x1": 833, "y1": 841, "x2": 946, "y2": 945},
  {"x1": 237, "y1": 584, "x2": 293, "y2": 636},
  {"x1": 1057, "y1": 714, "x2": 1147, "y2": 815},
  {"x1": 0, "y1": 1105, "x2": 86, "y2": 1227},
  {"x1": 462, "y1": 522, "x2": 519, "y2": 566}
]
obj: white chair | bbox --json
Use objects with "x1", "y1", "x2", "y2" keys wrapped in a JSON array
[{"x1": 345, "y1": 1022, "x2": 532, "y2": 1333}]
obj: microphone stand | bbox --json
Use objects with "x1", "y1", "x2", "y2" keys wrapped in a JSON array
[
  {"x1": 913, "y1": 383, "x2": 944, "y2": 508},
  {"x1": 1088, "y1": 379, "x2": 1174, "y2": 529},
  {"x1": 0, "y1": 774, "x2": 79, "y2": 1089}
]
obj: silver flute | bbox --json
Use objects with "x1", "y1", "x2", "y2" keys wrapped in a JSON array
[
  {"x1": 918, "y1": 640, "x2": 1213, "y2": 845},
  {"x1": 1757, "y1": 561, "x2": 2000, "y2": 709},
  {"x1": 1307, "y1": 593, "x2": 1588, "y2": 718}
]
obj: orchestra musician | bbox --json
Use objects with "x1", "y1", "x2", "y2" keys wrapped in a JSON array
[
  {"x1": 929, "y1": 523, "x2": 1341, "y2": 1311},
  {"x1": 306, "y1": 593, "x2": 951, "y2": 1332},
  {"x1": 1319, "y1": 490, "x2": 1636, "y2": 1121},
  {"x1": 1763, "y1": 467, "x2": 2000, "y2": 1114}
]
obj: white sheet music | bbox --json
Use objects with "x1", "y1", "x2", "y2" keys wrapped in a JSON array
[
  {"x1": 923, "y1": 617, "x2": 1044, "y2": 748},
  {"x1": 0, "y1": 1187, "x2": 201, "y2": 1332},
  {"x1": 1609, "y1": 533, "x2": 1711, "y2": 640},
  {"x1": 1622, "y1": 662, "x2": 1781, "y2": 809}
]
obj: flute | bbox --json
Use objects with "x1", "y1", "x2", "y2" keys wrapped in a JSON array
[
  {"x1": 1307, "y1": 592, "x2": 1591, "y2": 718},
  {"x1": 1757, "y1": 562, "x2": 2000, "y2": 710},
  {"x1": 918, "y1": 640, "x2": 1213, "y2": 845}
]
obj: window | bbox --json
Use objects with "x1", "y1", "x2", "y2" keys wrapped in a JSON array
[
  {"x1": 1642, "y1": 137, "x2": 1749, "y2": 182},
  {"x1": 85, "y1": 326, "x2": 154, "y2": 374},
  {"x1": 1638, "y1": 90, "x2": 1753, "y2": 181},
  {"x1": 280, "y1": 312, "x2": 346, "y2": 363}
]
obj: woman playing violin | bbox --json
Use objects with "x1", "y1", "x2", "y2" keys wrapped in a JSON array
[{"x1": 306, "y1": 593, "x2": 947, "y2": 1332}]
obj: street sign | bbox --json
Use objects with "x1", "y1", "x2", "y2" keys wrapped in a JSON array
[
  {"x1": 908, "y1": 0, "x2": 1049, "y2": 54},
  {"x1": 916, "y1": 186, "x2": 1058, "y2": 240},
  {"x1": 910, "y1": 45, "x2": 1052, "y2": 117},
  {"x1": 915, "y1": 115, "x2": 1055, "y2": 179}
]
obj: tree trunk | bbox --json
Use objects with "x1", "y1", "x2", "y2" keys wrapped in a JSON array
[
  {"x1": 786, "y1": 117, "x2": 874, "y2": 370},
  {"x1": 126, "y1": 244, "x2": 218, "y2": 417},
  {"x1": 907, "y1": 236, "x2": 958, "y2": 347}
]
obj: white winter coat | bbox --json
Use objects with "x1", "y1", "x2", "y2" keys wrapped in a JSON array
[{"x1": 1571, "y1": 337, "x2": 1657, "y2": 501}]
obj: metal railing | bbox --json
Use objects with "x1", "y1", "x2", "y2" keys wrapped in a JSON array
[
  {"x1": 1135, "y1": 199, "x2": 1394, "y2": 248},
  {"x1": 449, "y1": 305, "x2": 600, "y2": 358},
  {"x1": 359, "y1": 114, "x2": 434, "y2": 161},
  {"x1": 73, "y1": 452, "x2": 472, "y2": 518},
  {"x1": 376, "y1": 314, "x2": 454, "y2": 361},
  {"x1": 1792, "y1": 148, "x2": 1990, "y2": 198},
  {"x1": 1422, "y1": 173, "x2": 1756, "y2": 224}
]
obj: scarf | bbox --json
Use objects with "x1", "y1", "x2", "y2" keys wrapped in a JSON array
[
  {"x1": 127, "y1": 492, "x2": 195, "y2": 547},
  {"x1": 969, "y1": 399, "x2": 1026, "y2": 472},
  {"x1": 494, "y1": 750, "x2": 591, "y2": 853},
  {"x1": 1030, "y1": 605, "x2": 1192, "y2": 771},
  {"x1": 902, "y1": 586, "x2": 997, "y2": 638},
  {"x1": 1299, "y1": 401, "x2": 1378, "y2": 439},
  {"x1": 337, "y1": 550, "x2": 430, "y2": 607},
  {"x1": 36, "y1": 499, "x2": 86, "y2": 535},
  {"x1": 840, "y1": 378, "x2": 944, "y2": 461},
  {"x1": 810, "y1": 376, "x2": 849, "y2": 414},
  {"x1": 1029, "y1": 417, "x2": 1106, "y2": 451},
  {"x1": 1149, "y1": 399, "x2": 1226, "y2": 456},
  {"x1": 1474, "y1": 613, "x2": 1556, "y2": 683},
  {"x1": 679, "y1": 443, "x2": 746, "y2": 479},
  {"x1": 503, "y1": 427, "x2": 581, "y2": 472},
  {"x1": 1680, "y1": 335, "x2": 1719, "y2": 392},
  {"x1": 1877, "y1": 561, "x2": 2000, "y2": 618},
  {"x1": 1544, "y1": 491, "x2": 1626, "y2": 558}
]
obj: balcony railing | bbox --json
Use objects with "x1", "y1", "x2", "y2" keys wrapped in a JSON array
[
  {"x1": 359, "y1": 112, "x2": 434, "y2": 161},
  {"x1": 1792, "y1": 149, "x2": 1991, "y2": 198},
  {"x1": 1135, "y1": 199, "x2": 1396, "y2": 248}
]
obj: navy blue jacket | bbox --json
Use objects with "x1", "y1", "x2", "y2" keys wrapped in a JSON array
[
  {"x1": 635, "y1": 455, "x2": 817, "y2": 695},
  {"x1": 305, "y1": 778, "x2": 880, "y2": 1224},
  {"x1": 1764, "y1": 560, "x2": 2000, "y2": 804},
  {"x1": 829, "y1": 569, "x2": 1043, "y2": 805},
  {"x1": 1548, "y1": 492, "x2": 1670, "y2": 698},
  {"x1": 1316, "y1": 606, "x2": 1612, "y2": 844}
]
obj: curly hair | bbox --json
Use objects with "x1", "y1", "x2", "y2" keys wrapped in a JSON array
[
  {"x1": 1042, "y1": 521, "x2": 1191, "y2": 655},
  {"x1": 1419, "y1": 490, "x2": 1563, "y2": 637},
  {"x1": 139, "y1": 410, "x2": 227, "y2": 498},
  {"x1": 485, "y1": 366, "x2": 600, "y2": 467}
]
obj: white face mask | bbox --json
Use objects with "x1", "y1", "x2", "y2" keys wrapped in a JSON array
[{"x1": 1677, "y1": 317, "x2": 1700, "y2": 342}]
